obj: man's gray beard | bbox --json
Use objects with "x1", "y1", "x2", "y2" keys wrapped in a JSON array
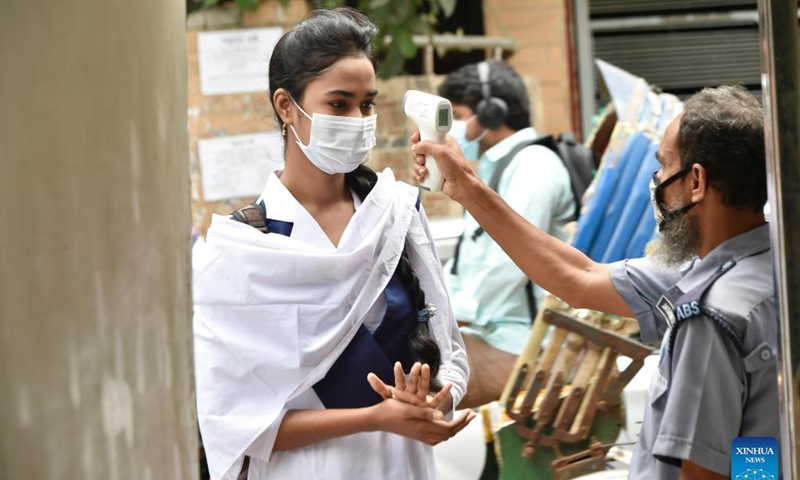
[{"x1": 645, "y1": 203, "x2": 699, "y2": 268}]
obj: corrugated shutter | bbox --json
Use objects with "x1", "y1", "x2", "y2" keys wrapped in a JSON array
[
  {"x1": 585, "y1": 0, "x2": 784, "y2": 97},
  {"x1": 593, "y1": 28, "x2": 761, "y2": 91},
  {"x1": 590, "y1": 0, "x2": 756, "y2": 17}
]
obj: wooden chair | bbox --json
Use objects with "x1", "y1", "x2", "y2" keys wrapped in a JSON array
[{"x1": 493, "y1": 296, "x2": 652, "y2": 480}]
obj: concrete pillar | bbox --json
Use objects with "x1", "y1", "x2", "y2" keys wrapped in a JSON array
[
  {"x1": 0, "y1": 1, "x2": 195, "y2": 479},
  {"x1": 759, "y1": 0, "x2": 800, "y2": 476}
]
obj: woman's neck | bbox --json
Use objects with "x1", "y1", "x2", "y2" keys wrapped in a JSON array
[{"x1": 280, "y1": 144, "x2": 351, "y2": 210}]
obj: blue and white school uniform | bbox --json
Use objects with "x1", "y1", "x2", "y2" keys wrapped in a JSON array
[{"x1": 193, "y1": 169, "x2": 468, "y2": 480}]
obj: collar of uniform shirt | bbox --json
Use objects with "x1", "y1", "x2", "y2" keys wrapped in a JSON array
[
  {"x1": 258, "y1": 169, "x2": 363, "y2": 223},
  {"x1": 674, "y1": 223, "x2": 770, "y2": 294},
  {"x1": 257, "y1": 170, "x2": 301, "y2": 223},
  {"x1": 481, "y1": 127, "x2": 539, "y2": 163}
]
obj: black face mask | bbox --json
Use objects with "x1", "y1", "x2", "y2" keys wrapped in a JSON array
[{"x1": 650, "y1": 164, "x2": 696, "y2": 231}]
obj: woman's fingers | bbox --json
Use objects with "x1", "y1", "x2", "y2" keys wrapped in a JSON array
[
  {"x1": 447, "y1": 410, "x2": 477, "y2": 436},
  {"x1": 425, "y1": 410, "x2": 477, "y2": 444},
  {"x1": 367, "y1": 373, "x2": 392, "y2": 399},
  {"x1": 388, "y1": 361, "x2": 441, "y2": 409},
  {"x1": 417, "y1": 364, "x2": 430, "y2": 400},
  {"x1": 430, "y1": 410, "x2": 475, "y2": 437},
  {"x1": 427, "y1": 383, "x2": 452, "y2": 409},
  {"x1": 391, "y1": 389, "x2": 418, "y2": 404},
  {"x1": 399, "y1": 400, "x2": 442, "y2": 422},
  {"x1": 393, "y1": 362, "x2": 407, "y2": 391},
  {"x1": 392, "y1": 390, "x2": 443, "y2": 419},
  {"x1": 407, "y1": 362, "x2": 421, "y2": 395},
  {"x1": 384, "y1": 403, "x2": 476, "y2": 445}
]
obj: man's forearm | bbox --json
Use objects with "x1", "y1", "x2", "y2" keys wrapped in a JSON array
[
  {"x1": 457, "y1": 175, "x2": 631, "y2": 316},
  {"x1": 411, "y1": 134, "x2": 631, "y2": 315},
  {"x1": 678, "y1": 460, "x2": 727, "y2": 480}
]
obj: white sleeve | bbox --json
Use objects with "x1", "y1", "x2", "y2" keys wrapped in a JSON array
[{"x1": 412, "y1": 205, "x2": 470, "y2": 411}]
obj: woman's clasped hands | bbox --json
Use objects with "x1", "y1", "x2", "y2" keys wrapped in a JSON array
[{"x1": 366, "y1": 362, "x2": 476, "y2": 446}]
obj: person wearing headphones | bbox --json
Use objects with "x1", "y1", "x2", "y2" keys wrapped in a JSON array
[{"x1": 437, "y1": 60, "x2": 575, "y2": 408}]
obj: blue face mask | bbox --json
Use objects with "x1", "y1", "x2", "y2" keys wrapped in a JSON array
[{"x1": 450, "y1": 116, "x2": 482, "y2": 161}]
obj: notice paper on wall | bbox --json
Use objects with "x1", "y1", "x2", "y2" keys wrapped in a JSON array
[
  {"x1": 198, "y1": 132, "x2": 284, "y2": 202},
  {"x1": 197, "y1": 27, "x2": 283, "y2": 96}
]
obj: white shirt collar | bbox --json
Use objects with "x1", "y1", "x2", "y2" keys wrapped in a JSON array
[
  {"x1": 256, "y1": 170, "x2": 299, "y2": 223},
  {"x1": 256, "y1": 170, "x2": 362, "y2": 250}
]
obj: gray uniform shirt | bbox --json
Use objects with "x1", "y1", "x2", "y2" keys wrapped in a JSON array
[{"x1": 608, "y1": 224, "x2": 778, "y2": 479}]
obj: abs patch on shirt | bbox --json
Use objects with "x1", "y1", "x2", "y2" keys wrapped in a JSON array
[
  {"x1": 675, "y1": 300, "x2": 701, "y2": 321},
  {"x1": 657, "y1": 295, "x2": 677, "y2": 327},
  {"x1": 731, "y1": 437, "x2": 779, "y2": 479}
]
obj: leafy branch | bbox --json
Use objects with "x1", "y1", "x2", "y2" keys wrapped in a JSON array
[{"x1": 189, "y1": 0, "x2": 458, "y2": 78}]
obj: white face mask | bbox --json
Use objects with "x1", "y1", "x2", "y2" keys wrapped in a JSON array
[{"x1": 289, "y1": 97, "x2": 377, "y2": 175}]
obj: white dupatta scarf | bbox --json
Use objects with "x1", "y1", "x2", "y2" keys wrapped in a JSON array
[{"x1": 193, "y1": 170, "x2": 463, "y2": 480}]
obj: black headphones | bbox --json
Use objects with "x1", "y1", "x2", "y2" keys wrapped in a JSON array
[{"x1": 475, "y1": 61, "x2": 508, "y2": 129}]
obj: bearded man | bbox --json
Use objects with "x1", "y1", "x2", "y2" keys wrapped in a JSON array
[{"x1": 412, "y1": 85, "x2": 777, "y2": 480}]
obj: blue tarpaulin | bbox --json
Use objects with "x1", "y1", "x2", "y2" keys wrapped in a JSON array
[
  {"x1": 600, "y1": 142, "x2": 659, "y2": 263},
  {"x1": 571, "y1": 61, "x2": 683, "y2": 263}
]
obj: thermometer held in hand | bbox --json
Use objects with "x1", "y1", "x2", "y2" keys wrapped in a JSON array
[{"x1": 402, "y1": 90, "x2": 452, "y2": 192}]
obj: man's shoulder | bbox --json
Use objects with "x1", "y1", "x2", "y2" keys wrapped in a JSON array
[
  {"x1": 699, "y1": 252, "x2": 776, "y2": 350},
  {"x1": 614, "y1": 256, "x2": 686, "y2": 288},
  {"x1": 701, "y1": 225, "x2": 774, "y2": 313},
  {"x1": 704, "y1": 250, "x2": 775, "y2": 318}
]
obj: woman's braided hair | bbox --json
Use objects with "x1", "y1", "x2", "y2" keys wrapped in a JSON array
[{"x1": 345, "y1": 166, "x2": 443, "y2": 383}]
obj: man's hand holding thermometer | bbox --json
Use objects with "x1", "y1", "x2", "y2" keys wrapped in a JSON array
[
  {"x1": 402, "y1": 90, "x2": 455, "y2": 192},
  {"x1": 404, "y1": 90, "x2": 477, "y2": 202}
]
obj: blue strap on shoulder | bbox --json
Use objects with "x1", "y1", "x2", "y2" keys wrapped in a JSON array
[{"x1": 667, "y1": 259, "x2": 743, "y2": 357}]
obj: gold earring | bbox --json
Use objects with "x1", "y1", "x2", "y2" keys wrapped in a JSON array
[{"x1": 281, "y1": 123, "x2": 287, "y2": 137}]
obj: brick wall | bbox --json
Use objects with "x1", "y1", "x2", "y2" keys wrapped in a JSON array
[
  {"x1": 483, "y1": 0, "x2": 574, "y2": 136},
  {"x1": 187, "y1": 1, "x2": 552, "y2": 235},
  {"x1": 187, "y1": 1, "x2": 310, "y2": 235}
]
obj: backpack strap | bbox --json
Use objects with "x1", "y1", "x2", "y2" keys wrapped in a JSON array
[
  {"x1": 552, "y1": 132, "x2": 596, "y2": 221},
  {"x1": 467, "y1": 138, "x2": 542, "y2": 242},
  {"x1": 450, "y1": 138, "x2": 542, "y2": 320},
  {"x1": 667, "y1": 260, "x2": 741, "y2": 358},
  {"x1": 231, "y1": 202, "x2": 269, "y2": 234},
  {"x1": 524, "y1": 280, "x2": 538, "y2": 322},
  {"x1": 486, "y1": 139, "x2": 540, "y2": 192}
]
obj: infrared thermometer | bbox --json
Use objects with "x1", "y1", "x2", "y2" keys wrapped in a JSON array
[{"x1": 402, "y1": 90, "x2": 452, "y2": 192}]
